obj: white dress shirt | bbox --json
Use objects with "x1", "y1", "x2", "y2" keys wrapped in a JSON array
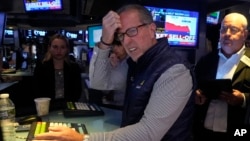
[{"x1": 204, "y1": 46, "x2": 245, "y2": 132}]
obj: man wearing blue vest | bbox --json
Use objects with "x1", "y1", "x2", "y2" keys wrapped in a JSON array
[{"x1": 34, "y1": 4, "x2": 195, "y2": 141}]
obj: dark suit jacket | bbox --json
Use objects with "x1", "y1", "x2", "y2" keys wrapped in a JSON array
[
  {"x1": 194, "y1": 48, "x2": 250, "y2": 133},
  {"x1": 33, "y1": 59, "x2": 82, "y2": 108}
]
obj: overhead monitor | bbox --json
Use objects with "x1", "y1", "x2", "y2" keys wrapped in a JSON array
[
  {"x1": 4, "y1": 29, "x2": 14, "y2": 38},
  {"x1": 3, "y1": 29, "x2": 14, "y2": 44},
  {"x1": 62, "y1": 30, "x2": 83, "y2": 41},
  {"x1": 0, "y1": 13, "x2": 6, "y2": 46},
  {"x1": 145, "y1": 6, "x2": 200, "y2": 49},
  {"x1": 87, "y1": 25, "x2": 102, "y2": 48},
  {"x1": 207, "y1": 11, "x2": 220, "y2": 25},
  {"x1": 33, "y1": 30, "x2": 47, "y2": 37},
  {"x1": 23, "y1": 0, "x2": 63, "y2": 12}
]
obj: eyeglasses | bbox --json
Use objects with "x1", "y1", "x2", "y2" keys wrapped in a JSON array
[
  {"x1": 220, "y1": 26, "x2": 242, "y2": 35},
  {"x1": 115, "y1": 23, "x2": 148, "y2": 42}
]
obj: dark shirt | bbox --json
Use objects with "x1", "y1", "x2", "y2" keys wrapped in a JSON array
[{"x1": 33, "y1": 59, "x2": 82, "y2": 110}]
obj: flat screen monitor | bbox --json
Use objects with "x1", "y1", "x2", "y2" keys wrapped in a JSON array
[
  {"x1": 33, "y1": 30, "x2": 47, "y2": 37},
  {"x1": 3, "y1": 29, "x2": 14, "y2": 44},
  {"x1": 63, "y1": 30, "x2": 83, "y2": 41},
  {"x1": 23, "y1": 0, "x2": 63, "y2": 12},
  {"x1": 145, "y1": 6, "x2": 199, "y2": 48},
  {"x1": 87, "y1": 25, "x2": 102, "y2": 48},
  {"x1": 4, "y1": 29, "x2": 14, "y2": 38},
  {"x1": 207, "y1": 11, "x2": 220, "y2": 25},
  {"x1": 25, "y1": 29, "x2": 33, "y2": 38},
  {"x1": 0, "y1": 13, "x2": 6, "y2": 46}
]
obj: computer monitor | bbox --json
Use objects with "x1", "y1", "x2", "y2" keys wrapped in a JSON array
[
  {"x1": 33, "y1": 30, "x2": 47, "y2": 37},
  {"x1": 3, "y1": 29, "x2": 14, "y2": 44},
  {"x1": 4, "y1": 29, "x2": 14, "y2": 38},
  {"x1": 0, "y1": 12, "x2": 6, "y2": 47},
  {"x1": 23, "y1": 0, "x2": 63, "y2": 12},
  {"x1": 87, "y1": 25, "x2": 102, "y2": 48},
  {"x1": 145, "y1": 6, "x2": 200, "y2": 49},
  {"x1": 62, "y1": 30, "x2": 84, "y2": 42},
  {"x1": 207, "y1": 11, "x2": 220, "y2": 25}
]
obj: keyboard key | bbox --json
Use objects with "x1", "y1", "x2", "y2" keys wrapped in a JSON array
[{"x1": 27, "y1": 122, "x2": 88, "y2": 141}]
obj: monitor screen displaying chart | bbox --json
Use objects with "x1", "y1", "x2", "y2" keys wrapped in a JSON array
[{"x1": 145, "y1": 6, "x2": 199, "y2": 48}]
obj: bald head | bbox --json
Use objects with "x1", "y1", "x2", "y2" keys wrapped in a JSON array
[
  {"x1": 219, "y1": 12, "x2": 248, "y2": 58},
  {"x1": 222, "y1": 13, "x2": 248, "y2": 29}
]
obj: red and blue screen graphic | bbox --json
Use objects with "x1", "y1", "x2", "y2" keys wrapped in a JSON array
[
  {"x1": 24, "y1": 0, "x2": 63, "y2": 12},
  {"x1": 145, "y1": 6, "x2": 199, "y2": 47}
]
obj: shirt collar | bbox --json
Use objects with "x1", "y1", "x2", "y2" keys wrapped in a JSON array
[{"x1": 218, "y1": 45, "x2": 246, "y2": 60}]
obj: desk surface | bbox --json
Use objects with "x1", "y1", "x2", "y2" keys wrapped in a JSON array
[
  {"x1": 0, "y1": 81, "x2": 18, "y2": 91},
  {"x1": 1, "y1": 71, "x2": 33, "y2": 77},
  {"x1": 16, "y1": 107, "x2": 122, "y2": 141}
]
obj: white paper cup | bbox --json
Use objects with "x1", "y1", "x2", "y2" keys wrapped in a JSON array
[{"x1": 34, "y1": 97, "x2": 51, "y2": 116}]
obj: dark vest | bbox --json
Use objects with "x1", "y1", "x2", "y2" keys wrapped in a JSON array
[{"x1": 121, "y1": 38, "x2": 195, "y2": 141}]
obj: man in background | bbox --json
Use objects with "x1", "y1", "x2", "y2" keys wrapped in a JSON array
[
  {"x1": 102, "y1": 41, "x2": 128, "y2": 106},
  {"x1": 194, "y1": 12, "x2": 250, "y2": 140},
  {"x1": 33, "y1": 4, "x2": 195, "y2": 141}
]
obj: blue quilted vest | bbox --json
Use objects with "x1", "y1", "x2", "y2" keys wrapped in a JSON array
[{"x1": 121, "y1": 38, "x2": 195, "y2": 141}]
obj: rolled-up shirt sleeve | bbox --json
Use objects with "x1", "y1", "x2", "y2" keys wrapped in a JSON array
[{"x1": 89, "y1": 46, "x2": 127, "y2": 90}]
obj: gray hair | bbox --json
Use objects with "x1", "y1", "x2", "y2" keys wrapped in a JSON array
[{"x1": 116, "y1": 4, "x2": 153, "y2": 24}]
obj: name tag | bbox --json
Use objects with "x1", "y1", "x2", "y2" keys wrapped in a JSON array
[{"x1": 240, "y1": 55, "x2": 250, "y2": 67}]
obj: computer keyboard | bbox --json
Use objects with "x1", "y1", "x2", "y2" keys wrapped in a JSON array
[
  {"x1": 26, "y1": 122, "x2": 88, "y2": 141},
  {"x1": 63, "y1": 102, "x2": 104, "y2": 117}
]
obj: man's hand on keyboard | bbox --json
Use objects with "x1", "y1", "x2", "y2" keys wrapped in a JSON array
[{"x1": 33, "y1": 126, "x2": 84, "y2": 141}]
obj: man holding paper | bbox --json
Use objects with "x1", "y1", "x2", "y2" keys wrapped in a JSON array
[{"x1": 193, "y1": 12, "x2": 250, "y2": 141}]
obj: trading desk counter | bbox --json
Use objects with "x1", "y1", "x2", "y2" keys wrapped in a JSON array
[
  {"x1": 16, "y1": 107, "x2": 122, "y2": 141},
  {"x1": 0, "y1": 81, "x2": 18, "y2": 91},
  {"x1": 1, "y1": 70, "x2": 33, "y2": 77}
]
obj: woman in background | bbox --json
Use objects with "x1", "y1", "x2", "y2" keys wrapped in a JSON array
[{"x1": 33, "y1": 34, "x2": 82, "y2": 109}]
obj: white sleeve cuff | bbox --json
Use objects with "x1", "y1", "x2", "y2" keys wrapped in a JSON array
[
  {"x1": 83, "y1": 134, "x2": 90, "y2": 141},
  {"x1": 241, "y1": 93, "x2": 246, "y2": 108}
]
